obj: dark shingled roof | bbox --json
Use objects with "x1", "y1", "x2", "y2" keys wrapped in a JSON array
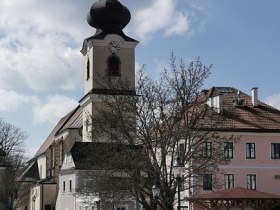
[
  {"x1": 70, "y1": 142, "x2": 145, "y2": 170},
  {"x1": 206, "y1": 87, "x2": 280, "y2": 132},
  {"x1": 18, "y1": 161, "x2": 40, "y2": 182},
  {"x1": 33, "y1": 106, "x2": 82, "y2": 158}
]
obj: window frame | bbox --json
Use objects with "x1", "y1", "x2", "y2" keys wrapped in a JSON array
[
  {"x1": 69, "y1": 179, "x2": 72, "y2": 192},
  {"x1": 246, "y1": 174, "x2": 257, "y2": 190},
  {"x1": 202, "y1": 174, "x2": 212, "y2": 191},
  {"x1": 224, "y1": 142, "x2": 234, "y2": 159},
  {"x1": 114, "y1": 204, "x2": 128, "y2": 210},
  {"x1": 86, "y1": 58, "x2": 90, "y2": 80},
  {"x1": 107, "y1": 55, "x2": 121, "y2": 76},
  {"x1": 63, "y1": 181, "x2": 66, "y2": 192},
  {"x1": 179, "y1": 142, "x2": 185, "y2": 158},
  {"x1": 224, "y1": 174, "x2": 234, "y2": 189},
  {"x1": 246, "y1": 142, "x2": 256, "y2": 159},
  {"x1": 202, "y1": 142, "x2": 212, "y2": 158},
  {"x1": 271, "y1": 143, "x2": 280, "y2": 159}
]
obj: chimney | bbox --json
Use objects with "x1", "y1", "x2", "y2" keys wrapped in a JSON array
[{"x1": 251, "y1": 87, "x2": 258, "y2": 107}]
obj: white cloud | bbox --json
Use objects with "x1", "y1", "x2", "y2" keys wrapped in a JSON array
[
  {"x1": 0, "y1": 89, "x2": 30, "y2": 111},
  {"x1": 0, "y1": 0, "x2": 194, "y2": 91},
  {"x1": 0, "y1": 88, "x2": 78, "y2": 125},
  {"x1": 265, "y1": 94, "x2": 280, "y2": 110},
  {"x1": 32, "y1": 94, "x2": 78, "y2": 125},
  {"x1": 128, "y1": 0, "x2": 190, "y2": 41},
  {"x1": 165, "y1": 11, "x2": 190, "y2": 37},
  {"x1": 0, "y1": 0, "x2": 90, "y2": 91}
]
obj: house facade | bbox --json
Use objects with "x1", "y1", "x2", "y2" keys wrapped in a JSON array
[{"x1": 191, "y1": 87, "x2": 280, "y2": 210}]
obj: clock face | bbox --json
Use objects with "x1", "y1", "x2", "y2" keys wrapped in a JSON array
[{"x1": 108, "y1": 41, "x2": 120, "y2": 54}]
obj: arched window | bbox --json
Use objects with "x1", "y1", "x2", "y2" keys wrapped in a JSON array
[
  {"x1": 108, "y1": 56, "x2": 120, "y2": 76},
  {"x1": 86, "y1": 59, "x2": 90, "y2": 80}
]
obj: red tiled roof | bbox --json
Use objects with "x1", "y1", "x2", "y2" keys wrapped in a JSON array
[
  {"x1": 197, "y1": 187, "x2": 280, "y2": 199},
  {"x1": 207, "y1": 87, "x2": 280, "y2": 132}
]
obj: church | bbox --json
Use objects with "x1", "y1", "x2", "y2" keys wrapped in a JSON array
[
  {"x1": 16, "y1": 0, "x2": 280, "y2": 210},
  {"x1": 19, "y1": 0, "x2": 139, "y2": 210}
]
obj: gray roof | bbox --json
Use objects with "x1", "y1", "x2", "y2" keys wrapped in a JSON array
[
  {"x1": 70, "y1": 142, "x2": 145, "y2": 170},
  {"x1": 34, "y1": 105, "x2": 82, "y2": 158},
  {"x1": 18, "y1": 161, "x2": 40, "y2": 182}
]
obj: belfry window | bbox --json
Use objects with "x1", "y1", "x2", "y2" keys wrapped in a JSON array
[
  {"x1": 86, "y1": 59, "x2": 90, "y2": 80},
  {"x1": 107, "y1": 56, "x2": 120, "y2": 76}
]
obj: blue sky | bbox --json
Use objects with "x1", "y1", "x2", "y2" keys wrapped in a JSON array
[{"x1": 1, "y1": 0, "x2": 280, "y2": 157}]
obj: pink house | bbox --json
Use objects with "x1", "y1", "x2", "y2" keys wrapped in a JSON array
[{"x1": 192, "y1": 87, "x2": 280, "y2": 210}]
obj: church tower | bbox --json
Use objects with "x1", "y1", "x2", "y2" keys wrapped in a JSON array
[{"x1": 79, "y1": 0, "x2": 138, "y2": 141}]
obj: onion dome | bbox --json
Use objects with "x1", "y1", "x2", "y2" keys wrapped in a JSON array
[{"x1": 87, "y1": 0, "x2": 131, "y2": 33}]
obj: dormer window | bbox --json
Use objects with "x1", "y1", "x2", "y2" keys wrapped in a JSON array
[
  {"x1": 107, "y1": 55, "x2": 120, "y2": 76},
  {"x1": 233, "y1": 91, "x2": 245, "y2": 107}
]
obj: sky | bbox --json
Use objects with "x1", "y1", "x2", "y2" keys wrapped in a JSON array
[{"x1": 1, "y1": 0, "x2": 280, "y2": 157}]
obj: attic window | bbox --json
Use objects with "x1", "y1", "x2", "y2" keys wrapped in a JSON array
[
  {"x1": 233, "y1": 91, "x2": 245, "y2": 107},
  {"x1": 233, "y1": 99, "x2": 245, "y2": 107},
  {"x1": 107, "y1": 56, "x2": 120, "y2": 76}
]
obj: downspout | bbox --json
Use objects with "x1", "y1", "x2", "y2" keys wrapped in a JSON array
[
  {"x1": 74, "y1": 172, "x2": 76, "y2": 210},
  {"x1": 41, "y1": 184, "x2": 44, "y2": 210}
]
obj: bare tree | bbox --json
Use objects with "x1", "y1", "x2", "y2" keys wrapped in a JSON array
[
  {"x1": 77, "y1": 55, "x2": 236, "y2": 210},
  {"x1": 0, "y1": 119, "x2": 29, "y2": 210}
]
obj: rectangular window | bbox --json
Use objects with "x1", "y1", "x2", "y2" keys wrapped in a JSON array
[
  {"x1": 59, "y1": 143, "x2": 63, "y2": 165},
  {"x1": 224, "y1": 174, "x2": 234, "y2": 189},
  {"x1": 69, "y1": 180, "x2": 72, "y2": 192},
  {"x1": 203, "y1": 142, "x2": 212, "y2": 158},
  {"x1": 114, "y1": 205, "x2": 127, "y2": 210},
  {"x1": 179, "y1": 143, "x2": 185, "y2": 157},
  {"x1": 224, "y1": 142, "x2": 233, "y2": 158},
  {"x1": 45, "y1": 205, "x2": 51, "y2": 210},
  {"x1": 271, "y1": 143, "x2": 280, "y2": 159},
  {"x1": 96, "y1": 201, "x2": 101, "y2": 210},
  {"x1": 246, "y1": 143, "x2": 256, "y2": 159},
  {"x1": 202, "y1": 174, "x2": 212, "y2": 190},
  {"x1": 247, "y1": 174, "x2": 256, "y2": 190},
  {"x1": 52, "y1": 146, "x2": 55, "y2": 167},
  {"x1": 63, "y1": 181, "x2": 66, "y2": 192},
  {"x1": 179, "y1": 176, "x2": 185, "y2": 192}
]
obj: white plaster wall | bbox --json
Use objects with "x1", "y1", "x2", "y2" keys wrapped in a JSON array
[
  {"x1": 83, "y1": 35, "x2": 137, "y2": 95},
  {"x1": 58, "y1": 173, "x2": 76, "y2": 210},
  {"x1": 37, "y1": 155, "x2": 47, "y2": 179},
  {"x1": 82, "y1": 104, "x2": 93, "y2": 142},
  {"x1": 30, "y1": 185, "x2": 41, "y2": 210},
  {"x1": 61, "y1": 153, "x2": 75, "y2": 171}
]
